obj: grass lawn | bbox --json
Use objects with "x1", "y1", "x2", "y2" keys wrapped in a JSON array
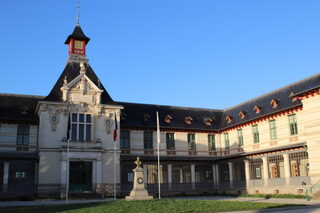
[{"x1": 0, "y1": 199, "x2": 300, "y2": 213}]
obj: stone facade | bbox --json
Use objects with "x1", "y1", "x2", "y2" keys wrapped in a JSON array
[{"x1": 0, "y1": 24, "x2": 320, "y2": 197}]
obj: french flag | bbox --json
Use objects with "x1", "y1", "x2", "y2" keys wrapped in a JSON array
[{"x1": 113, "y1": 115, "x2": 118, "y2": 142}]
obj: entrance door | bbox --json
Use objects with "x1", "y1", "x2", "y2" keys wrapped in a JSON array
[{"x1": 69, "y1": 161, "x2": 92, "y2": 192}]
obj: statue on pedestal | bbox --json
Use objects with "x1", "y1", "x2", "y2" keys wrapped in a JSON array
[{"x1": 125, "y1": 157, "x2": 153, "y2": 200}]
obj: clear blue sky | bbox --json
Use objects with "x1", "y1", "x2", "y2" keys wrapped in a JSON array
[{"x1": 1, "y1": 0, "x2": 320, "y2": 109}]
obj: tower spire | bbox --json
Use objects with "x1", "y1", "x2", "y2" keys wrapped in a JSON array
[{"x1": 76, "y1": 0, "x2": 80, "y2": 25}]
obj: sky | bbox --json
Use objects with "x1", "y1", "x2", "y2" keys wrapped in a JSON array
[{"x1": 0, "y1": 0, "x2": 320, "y2": 109}]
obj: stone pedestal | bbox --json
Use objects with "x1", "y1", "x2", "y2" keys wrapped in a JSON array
[{"x1": 125, "y1": 157, "x2": 153, "y2": 200}]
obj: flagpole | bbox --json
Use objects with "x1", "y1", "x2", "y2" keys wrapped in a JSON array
[
  {"x1": 66, "y1": 105, "x2": 71, "y2": 204},
  {"x1": 113, "y1": 114, "x2": 118, "y2": 201},
  {"x1": 156, "y1": 111, "x2": 161, "y2": 199},
  {"x1": 66, "y1": 137, "x2": 70, "y2": 204},
  {"x1": 114, "y1": 141, "x2": 116, "y2": 200}
]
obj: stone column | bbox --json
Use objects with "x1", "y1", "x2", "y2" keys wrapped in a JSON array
[
  {"x1": 60, "y1": 160, "x2": 67, "y2": 193},
  {"x1": 3, "y1": 162, "x2": 9, "y2": 193},
  {"x1": 244, "y1": 160, "x2": 250, "y2": 188},
  {"x1": 228, "y1": 162, "x2": 234, "y2": 188},
  {"x1": 167, "y1": 164, "x2": 172, "y2": 190},
  {"x1": 191, "y1": 164, "x2": 196, "y2": 190},
  {"x1": 283, "y1": 153, "x2": 291, "y2": 186},
  {"x1": 212, "y1": 164, "x2": 216, "y2": 189},
  {"x1": 179, "y1": 168, "x2": 183, "y2": 183},
  {"x1": 262, "y1": 157, "x2": 269, "y2": 187},
  {"x1": 215, "y1": 164, "x2": 220, "y2": 190},
  {"x1": 96, "y1": 160, "x2": 102, "y2": 192},
  {"x1": 143, "y1": 164, "x2": 148, "y2": 187}
]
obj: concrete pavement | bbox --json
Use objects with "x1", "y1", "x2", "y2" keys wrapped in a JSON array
[{"x1": 0, "y1": 198, "x2": 114, "y2": 208}]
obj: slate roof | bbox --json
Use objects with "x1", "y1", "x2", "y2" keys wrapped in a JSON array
[
  {"x1": 220, "y1": 73, "x2": 320, "y2": 130},
  {"x1": 64, "y1": 25, "x2": 90, "y2": 44},
  {"x1": 1, "y1": 69, "x2": 320, "y2": 130},
  {"x1": 116, "y1": 101, "x2": 223, "y2": 131},
  {"x1": 44, "y1": 62, "x2": 114, "y2": 104},
  {"x1": 0, "y1": 93, "x2": 43, "y2": 123}
]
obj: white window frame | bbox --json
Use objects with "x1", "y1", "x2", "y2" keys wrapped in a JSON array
[{"x1": 71, "y1": 113, "x2": 92, "y2": 141}]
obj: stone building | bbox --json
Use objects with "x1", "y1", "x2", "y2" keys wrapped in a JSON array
[{"x1": 0, "y1": 24, "x2": 320, "y2": 197}]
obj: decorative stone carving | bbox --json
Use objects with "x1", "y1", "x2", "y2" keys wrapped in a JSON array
[
  {"x1": 79, "y1": 62, "x2": 87, "y2": 74},
  {"x1": 79, "y1": 102, "x2": 89, "y2": 112},
  {"x1": 49, "y1": 115, "x2": 59, "y2": 131},
  {"x1": 48, "y1": 105, "x2": 62, "y2": 132},
  {"x1": 63, "y1": 76, "x2": 68, "y2": 87},
  {"x1": 38, "y1": 104, "x2": 48, "y2": 114},
  {"x1": 105, "y1": 118, "x2": 113, "y2": 134}
]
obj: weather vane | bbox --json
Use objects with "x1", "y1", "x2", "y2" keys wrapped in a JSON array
[{"x1": 76, "y1": 0, "x2": 81, "y2": 24}]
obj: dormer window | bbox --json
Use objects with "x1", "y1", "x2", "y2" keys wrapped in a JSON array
[
  {"x1": 143, "y1": 114, "x2": 150, "y2": 122},
  {"x1": 185, "y1": 116, "x2": 193, "y2": 125},
  {"x1": 164, "y1": 115, "x2": 173, "y2": 123},
  {"x1": 290, "y1": 92, "x2": 298, "y2": 102},
  {"x1": 289, "y1": 92, "x2": 295, "y2": 97},
  {"x1": 253, "y1": 105, "x2": 262, "y2": 114},
  {"x1": 238, "y1": 111, "x2": 246, "y2": 119},
  {"x1": 270, "y1": 99, "x2": 279, "y2": 108},
  {"x1": 203, "y1": 117, "x2": 213, "y2": 126},
  {"x1": 20, "y1": 105, "x2": 29, "y2": 115},
  {"x1": 121, "y1": 112, "x2": 127, "y2": 121},
  {"x1": 226, "y1": 116, "x2": 233, "y2": 124}
]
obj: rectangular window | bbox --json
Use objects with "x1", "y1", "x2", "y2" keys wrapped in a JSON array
[
  {"x1": 172, "y1": 165, "x2": 191, "y2": 183},
  {"x1": 17, "y1": 125, "x2": 29, "y2": 146},
  {"x1": 288, "y1": 114, "x2": 298, "y2": 135},
  {"x1": 208, "y1": 134, "x2": 216, "y2": 150},
  {"x1": 252, "y1": 125, "x2": 260, "y2": 143},
  {"x1": 166, "y1": 133, "x2": 175, "y2": 150},
  {"x1": 74, "y1": 40, "x2": 84, "y2": 49},
  {"x1": 187, "y1": 133, "x2": 196, "y2": 150},
  {"x1": 15, "y1": 171, "x2": 26, "y2": 179},
  {"x1": 237, "y1": 129, "x2": 244, "y2": 147},
  {"x1": 268, "y1": 155, "x2": 284, "y2": 179},
  {"x1": 224, "y1": 133, "x2": 230, "y2": 149},
  {"x1": 120, "y1": 130, "x2": 130, "y2": 149},
  {"x1": 289, "y1": 152, "x2": 309, "y2": 177},
  {"x1": 144, "y1": 131, "x2": 153, "y2": 149},
  {"x1": 249, "y1": 159, "x2": 263, "y2": 180},
  {"x1": 269, "y1": 120, "x2": 277, "y2": 140},
  {"x1": 71, "y1": 113, "x2": 92, "y2": 141}
]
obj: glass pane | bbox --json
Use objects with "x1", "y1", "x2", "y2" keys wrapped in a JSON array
[
  {"x1": 18, "y1": 126, "x2": 24, "y2": 134},
  {"x1": 79, "y1": 124, "x2": 84, "y2": 141},
  {"x1": 23, "y1": 135, "x2": 29, "y2": 145},
  {"x1": 72, "y1": 124, "x2": 77, "y2": 141},
  {"x1": 79, "y1": 114, "x2": 84, "y2": 122},
  {"x1": 74, "y1": 40, "x2": 83, "y2": 49},
  {"x1": 86, "y1": 114, "x2": 91, "y2": 123},
  {"x1": 72, "y1": 113, "x2": 77, "y2": 122},
  {"x1": 86, "y1": 124, "x2": 91, "y2": 141},
  {"x1": 121, "y1": 130, "x2": 130, "y2": 149},
  {"x1": 144, "y1": 131, "x2": 153, "y2": 149},
  {"x1": 17, "y1": 135, "x2": 23, "y2": 145}
]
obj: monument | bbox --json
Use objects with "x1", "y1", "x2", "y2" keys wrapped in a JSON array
[{"x1": 125, "y1": 157, "x2": 153, "y2": 200}]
